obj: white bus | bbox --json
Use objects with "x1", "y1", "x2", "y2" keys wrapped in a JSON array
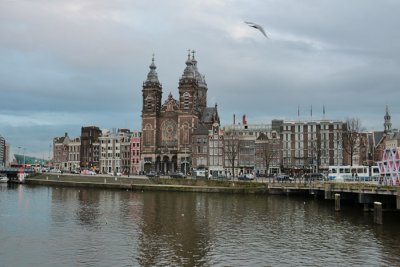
[{"x1": 328, "y1": 165, "x2": 380, "y2": 181}]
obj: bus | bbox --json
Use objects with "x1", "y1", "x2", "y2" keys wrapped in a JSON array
[{"x1": 328, "y1": 165, "x2": 380, "y2": 181}]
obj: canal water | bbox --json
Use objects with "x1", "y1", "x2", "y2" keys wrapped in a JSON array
[{"x1": 1, "y1": 184, "x2": 400, "y2": 266}]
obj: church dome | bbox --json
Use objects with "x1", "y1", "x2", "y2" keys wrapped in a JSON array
[
  {"x1": 145, "y1": 55, "x2": 160, "y2": 84},
  {"x1": 191, "y1": 52, "x2": 207, "y2": 88},
  {"x1": 180, "y1": 50, "x2": 195, "y2": 80}
]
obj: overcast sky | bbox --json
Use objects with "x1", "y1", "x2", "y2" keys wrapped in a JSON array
[{"x1": 1, "y1": 0, "x2": 400, "y2": 158}]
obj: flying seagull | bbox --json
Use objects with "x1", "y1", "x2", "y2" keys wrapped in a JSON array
[{"x1": 244, "y1": 21, "x2": 269, "y2": 38}]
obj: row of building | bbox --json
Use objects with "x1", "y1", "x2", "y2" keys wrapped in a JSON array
[
  {"x1": 52, "y1": 127, "x2": 142, "y2": 175},
  {"x1": 50, "y1": 109, "x2": 396, "y2": 178},
  {"x1": 5, "y1": 51, "x2": 398, "y2": 177}
]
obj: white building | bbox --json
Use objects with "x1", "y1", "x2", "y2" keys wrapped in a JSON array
[
  {"x1": 99, "y1": 129, "x2": 132, "y2": 174},
  {"x1": 67, "y1": 138, "x2": 80, "y2": 171}
]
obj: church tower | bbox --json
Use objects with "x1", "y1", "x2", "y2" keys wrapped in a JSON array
[
  {"x1": 191, "y1": 51, "x2": 208, "y2": 112},
  {"x1": 140, "y1": 51, "x2": 219, "y2": 174},
  {"x1": 142, "y1": 56, "x2": 162, "y2": 116},
  {"x1": 178, "y1": 50, "x2": 198, "y2": 115},
  {"x1": 141, "y1": 56, "x2": 162, "y2": 156},
  {"x1": 384, "y1": 105, "x2": 392, "y2": 133}
]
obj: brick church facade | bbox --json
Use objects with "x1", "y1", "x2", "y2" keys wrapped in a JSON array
[{"x1": 141, "y1": 51, "x2": 219, "y2": 174}]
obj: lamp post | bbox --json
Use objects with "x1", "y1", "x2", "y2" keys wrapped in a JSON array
[
  {"x1": 183, "y1": 125, "x2": 192, "y2": 177},
  {"x1": 18, "y1": 146, "x2": 26, "y2": 169},
  {"x1": 184, "y1": 141, "x2": 187, "y2": 176}
]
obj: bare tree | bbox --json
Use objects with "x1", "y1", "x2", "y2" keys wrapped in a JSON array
[
  {"x1": 224, "y1": 132, "x2": 240, "y2": 178},
  {"x1": 258, "y1": 137, "x2": 279, "y2": 176},
  {"x1": 343, "y1": 117, "x2": 363, "y2": 166}
]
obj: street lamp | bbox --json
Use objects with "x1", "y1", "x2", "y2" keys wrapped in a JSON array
[
  {"x1": 18, "y1": 146, "x2": 26, "y2": 169},
  {"x1": 183, "y1": 125, "x2": 192, "y2": 177}
]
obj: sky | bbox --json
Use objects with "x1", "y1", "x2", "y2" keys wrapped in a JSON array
[{"x1": 1, "y1": 0, "x2": 400, "y2": 159}]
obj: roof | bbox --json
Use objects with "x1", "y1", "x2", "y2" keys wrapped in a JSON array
[
  {"x1": 256, "y1": 133, "x2": 269, "y2": 141},
  {"x1": 14, "y1": 154, "x2": 49, "y2": 165},
  {"x1": 200, "y1": 106, "x2": 219, "y2": 124},
  {"x1": 193, "y1": 123, "x2": 209, "y2": 135},
  {"x1": 373, "y1": 131, "x2": 385, "y2": 147}
]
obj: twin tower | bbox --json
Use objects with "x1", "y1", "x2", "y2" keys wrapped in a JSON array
[{"x1": 141, "y1": 50, "x2": 219, "y2": 173}]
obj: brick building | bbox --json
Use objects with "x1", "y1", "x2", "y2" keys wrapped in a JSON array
[{"x1": 140, "y1": 51, "x2": 219, "y2": 174}]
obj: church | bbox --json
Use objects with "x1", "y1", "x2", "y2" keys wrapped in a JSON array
[{"x1": 141, "y1": 51, "x2": 220, "y2": 174}]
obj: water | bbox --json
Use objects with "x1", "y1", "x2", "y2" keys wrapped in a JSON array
[{"x1": 1, "y1": 184, "x2": 400, "y2": 266}]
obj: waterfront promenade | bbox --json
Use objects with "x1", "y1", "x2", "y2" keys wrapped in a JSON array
[{"x1": 26, "y1": 173, "x2": 400, "y2": 210}]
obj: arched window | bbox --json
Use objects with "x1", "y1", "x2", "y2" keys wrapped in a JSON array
[
  {"x1": 143, "y1": 124, "x2": 153, "y2": 146},
  {"x1": 145, "y1": 96, "x2": 154, "y2": 111},
  {"x1": 183, "y1": 92, "x2": 190, "y2": 110}
]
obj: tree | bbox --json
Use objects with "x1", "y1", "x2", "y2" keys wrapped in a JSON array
[
  {"x1": 343, "y1": 117, "x2": 363, "y2": 166},
  {"x1": 257, "y1": 133, "x2": 279, "y2": 176},
  {"x1": 224, "y1": 131, "x2": 240, "y2": 178}
]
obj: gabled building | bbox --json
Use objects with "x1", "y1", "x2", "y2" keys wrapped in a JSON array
[
  {"x1": 53, "y1": 132, "x2": 70, "y2": 170},
  {"x1": 369, "y1": 106, "x2": 396, "y2": 164},
  {"x1": 130, "y1": 131, "x2": 141, "y2": 175},
  {"x1": 208, "y1": 122, "x2": 224, "y2": 178},
  {"x1": 80, "y1": 126, "x2": 101, "y2": 170},
  {"x1": 67, "y1": 137, "x2": 80, "y2": 171},
  {"x1": 53, "y1": 133, "x2": 81, "y2": 171}
]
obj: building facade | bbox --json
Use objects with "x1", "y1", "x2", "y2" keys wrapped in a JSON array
[
  {"x1": 5, "y1": 143, "x2": 11, "y2": 167},
  {"x1": 223, "y1": 122, "x2": 272, "y2": 177},
  {"x1": 130, "y1": 131, "x2": 141, "y2": 175},
  {"x1": 53, "y1": 133, "x2": 70, "y2": 171},
  {"x1": 0, "y1": 134, "x2": 5, "y2": 167},
  {"x1": 53, "y1": 133, "x2": 81, "y2": 171},
  {"x1": 255, "y1": 131, "x2": 282, "y2": 176},
  {"x1": 140, "y1": 51, "x2": 219, "y2": 174},
  {"x1": 80, "y1": 126, "x2": 101, "y2": 170},
  {"x1": 278, "y1": 120, "x2": 345, "y2": 173},
  {"x1": 99, "y1": 129, "x2": 131, "y2": 174},
  {"x1": 207, "y1": 122, "x2": 225, "y2": 178},
  {"x1": 67, "y1": 137, "x2": 80, "y2": 171}
]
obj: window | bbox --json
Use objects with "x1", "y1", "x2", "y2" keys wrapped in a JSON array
[
  {"x1": 146, "y1": 96, "x2": 154, "y2": 111},
  {"x1": 183, "y1": 92, "x2": 190, "y2": 109}
]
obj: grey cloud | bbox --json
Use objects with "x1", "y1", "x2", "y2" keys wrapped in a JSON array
[{"x1": 1, "y1": 0, "x2": 400, "y2": 156}]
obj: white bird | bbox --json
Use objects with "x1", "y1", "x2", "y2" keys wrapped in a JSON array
[{"x1": 244, "y1": 21, "x2": 269, "y2": 38}]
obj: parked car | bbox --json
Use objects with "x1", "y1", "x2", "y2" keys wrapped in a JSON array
[
  {"x1": 238, "y1": 173, "x2": 254, "y2": 181},
  {"x1": 146, "y1": 171, "x2": 160, "y2": 178},
  {"x1": 170, "y1": 172, "x2": 186, "y2": 178},
  {"x1": 276, "y1": 174, "x2": 293, "y2": 182}
]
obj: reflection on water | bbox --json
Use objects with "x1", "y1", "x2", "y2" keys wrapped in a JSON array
[{"x1": 1, "y1": 184, "x2": 400, "y2": 266}]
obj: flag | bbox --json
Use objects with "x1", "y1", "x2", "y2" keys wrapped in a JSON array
[
  {"x1": 297, "y1": 105, "x2": 300, "y2": 117},
  {"x1": 323, "y1": 105, "x2": 325, "y2": 117},
  {"x1": 311, "y1": 105, "x2": 313, "y2": 118}
]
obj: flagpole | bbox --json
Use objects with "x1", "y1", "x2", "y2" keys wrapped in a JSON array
[{"x1": 298, "y1": 105, "x2": 300, "y2": 121}]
